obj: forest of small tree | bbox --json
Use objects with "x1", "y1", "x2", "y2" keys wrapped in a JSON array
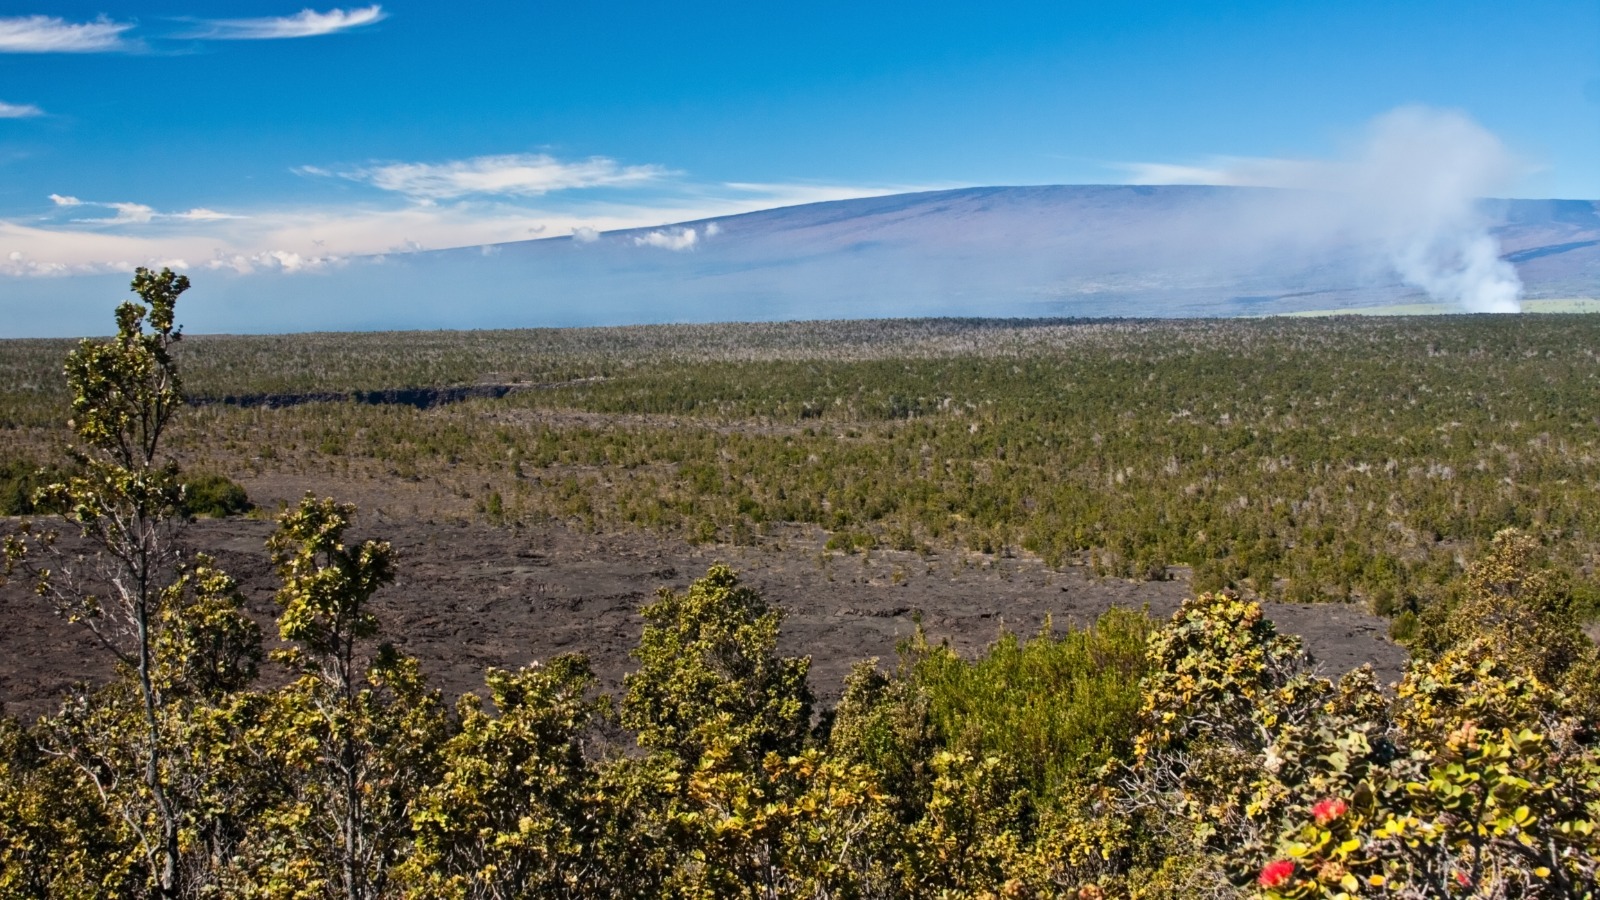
[{"x1": 2, "y1": 270, "x2": 1598, "y2": 898}]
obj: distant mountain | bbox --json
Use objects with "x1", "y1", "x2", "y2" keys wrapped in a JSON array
[{"x1": 18, "y1": 186, "x2": 1600, "y2": 335}]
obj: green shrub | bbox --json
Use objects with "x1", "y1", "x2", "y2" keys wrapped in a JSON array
[
  {"x1": 0, "y1": 459, "x2": 68, "y2": 515},
  {"x1": 824, "y1": 530, "x2": 876, "y2": 553},
  {"x1": 908, "y1": 607, "x2": 1152, "y2": 803},
  {"x1": 181, "y1": 472, "x2": 252, "y2": 517}
]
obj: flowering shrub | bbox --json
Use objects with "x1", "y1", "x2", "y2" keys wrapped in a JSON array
[
  {"x1": 1259, "y1": 859, "x2": 1295, "y2": 889},
  {"x1": 1311, "y1": 799, "x2": 1347, "y2": 826},
  {"x1": 1249, "y1": 532, "x2": 1600, "y2": 899}
]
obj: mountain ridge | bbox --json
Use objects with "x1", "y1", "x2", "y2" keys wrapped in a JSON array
[{"x1": 10, "y1": 185, "x2": 1600, "y2": 336}]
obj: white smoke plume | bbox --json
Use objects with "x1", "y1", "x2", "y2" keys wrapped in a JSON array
[
  {"x1": 1127, "y1": 106, "x2": 1525, "y2": 312},
  {"x1": 1345, "y1": 107, "x2": 1522, "y2": 312}
]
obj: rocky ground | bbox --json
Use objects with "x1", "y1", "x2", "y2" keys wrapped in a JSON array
[{"x1": 2, "y1": 495, "x2": 1406, "y2": 723}]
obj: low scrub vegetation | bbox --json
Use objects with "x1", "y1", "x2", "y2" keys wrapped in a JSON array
[
  {"x1": 3, "y1": 271, "x2": 1598, "y2": 897},
  {"x1": 11, "y1": 296, "x2": 1600, "y2": 613}
]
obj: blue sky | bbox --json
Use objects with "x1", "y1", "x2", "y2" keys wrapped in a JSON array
[{"x1": 1, "y1": 0, "x2": 1597, "y2": 282}]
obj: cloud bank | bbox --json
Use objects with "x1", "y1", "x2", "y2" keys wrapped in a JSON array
[
  {"x1": 0, "y1": 15, "x2": 133, "y2": 53},
  {"x1": 3, "y1": 148, "x2": 926, "y2": 278}
]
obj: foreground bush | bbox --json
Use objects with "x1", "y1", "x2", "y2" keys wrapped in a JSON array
[
  {"x1": 1121, "y1": 538, "x2": 1600, "y2": 899},
  {"x1": 907, "y1": 608, "x2": 1151, "y2": 803},
  {"x1": 6, "y1": 549, "x2": 1597, "y2": 898}
]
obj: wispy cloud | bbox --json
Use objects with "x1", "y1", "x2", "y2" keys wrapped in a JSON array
[
  {"x1": 1116, "y1": 156, "x2": 1328, "y2": 188},
  {"x1": 720, "y1": 182, "x2": 918, "y2": 207},
  {"x1": 187, "y1": 5, "x2": 385, "y2": 40},
  {"x1": 0, "y1": 15, "x2": 134, "y2": 53},
  {"x1": 56, "y1": 197, "x2": 248, "y2": 225},
  {"x1": 175, "y1": 208, "x2": 247, "y2": 221},
  {"x1": 312, "y1": 153, "x2": 669, "y2": 200},
  {"x1": 0, "y1": 100, "x2": 44, "y2": 118},
  {"x1": 86, "y1": 202, "x2": 157, "y2": 225}
]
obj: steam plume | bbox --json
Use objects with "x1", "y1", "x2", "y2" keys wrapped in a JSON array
[
  {"x1": 1348, "y1": 107, "x2": 1522, "y2": 312},
  {"x1": 1128, "y1": 106, "x2": 1526, "y2": 312}
]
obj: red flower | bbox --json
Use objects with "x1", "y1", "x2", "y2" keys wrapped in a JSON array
[
  {"x1": 1456, "y1": 871, "x2": 1472, "y2": 887},
  {"x1": 1312, "y1": 797, "x2": 1349, "y2": 825},
  {"x1": 1259, "y1": 859, "x2": 1296, "y2": 889}
]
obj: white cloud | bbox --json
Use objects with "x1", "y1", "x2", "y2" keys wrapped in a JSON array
[
  {"x1": 175, "y1": 208, "x2": 247, "y2": 221},
  {"x1": 53, "y1": 197, "x2": 247, "y2": 225},
  {"x1": 207, "y1": 249, "x2": 342, "y2": 274},
  {"x1": 321, "y1": 153, "x2": 668, "y2": 200},
  {"x1": 0, "y1": 15, "x2": 133, "y2": 53},
  {"x1": 189, "y1": 6, "x2": 385, "y2": 40},
  {"x1": 721, "y1": 182, "x2": 916, "y2": 207},
  {"x1": 704, "y1": 221, "x2": 722, "y2": 237},
  {"x1": 634, "y1": 227, "x2": 698, "y2": 251},
  {"x1": 1116, "y1": 156, "x2": 1328, "y2": 188},
  {"x1": 571, "y1": 226, "x2": 600, "y2": 243},
  {"x1": 0, "y1": 100, "x2": 43, "y2": 118},
  {"x1": 110, "y1": 202, "x2": 157, "y2": 224},
  {"x1": 74, "y1": 202, "x2": 157, "y2": 225},
  {"x1": 3, "y1": 250, "x2": 71, "y2": 276}
]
